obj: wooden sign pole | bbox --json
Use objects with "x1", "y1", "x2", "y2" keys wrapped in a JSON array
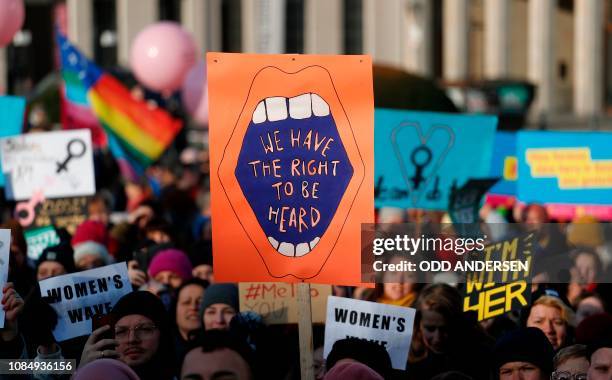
[{"x1": 297, "y1": 282, "x2": 314, "y2": 380}]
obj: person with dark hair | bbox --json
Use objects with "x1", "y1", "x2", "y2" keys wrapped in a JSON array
[
  {"x1": 493, "y1": 327, "x2": 555, "y2": 380},
  {"x1": 173, "y1": 278, "x2": 209, "y2": 364},
  {"x1": 79, "y1": 291, "x2": 177, "y2": 380},
  {"x1": 181, "y1": 329, "x2": 255, "y2": 380},
  {"x1": 587, "y1": 337, "x2": 612, "y2": 380},
  {"x1": 188, "y1": 240, "x2": 214, "y2": 283},
  {"x1": 36, "y1": 243, "x2": 76, "y2": 281},
  {"x1": 325, "y1": 337, "x2": 392, "y2": 379},
  {"x1": 199, "y1": 283, "x2": 239, "y2": 331}
]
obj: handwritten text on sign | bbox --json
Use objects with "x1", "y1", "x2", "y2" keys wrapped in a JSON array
[
  {"x1": 39, "y1": 263, "x2": 131, "y2": 342},
  {"x1": 239, "y1": 282, "x2": 331, "y2": 324},
  {"x1": 463, "y1": 234, "x2": 533, "y2": 321},
  {"x1": 0, "y1": 129, "x2": 95, "y2": 201},
  {"x1": 235, "y1": 107, "x2": 353, "y2": 255},
  {"x1": 324, "y1": 296, "x2": 416, "y2": 370}
]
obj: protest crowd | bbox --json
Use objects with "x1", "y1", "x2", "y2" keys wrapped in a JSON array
[
  {"x1": 0, "y1": 145, "x2": 611, "y2": 380},
  {"x1": 0, "y1": 4, "x2": 612, "y2": 380}
]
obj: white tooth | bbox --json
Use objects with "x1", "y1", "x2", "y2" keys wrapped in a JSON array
[
  {"x1": 311, "y1": 94, "x2": 329, "y2": 116},
  {"x1": 289, "y1": 94, "x2": 312, "y2": 119},
  {"x1": 265, "y1": 97, "x2": 288, "y2": 121},
  {"x1": 309, "y1": 237, "x2": 320, "y2": 250},
  {"x1": 295, "y1": 243, "x2": 310, "y2": 257},
  {"x1": 268, "y1": 236, "x2": 280, "y2": 249},
  {"x1": 278, "y1": 242, "x2": 295, "y2": 257},
  {"x1": 252, "y1": 101, "x2": 266, "y2": 124}
]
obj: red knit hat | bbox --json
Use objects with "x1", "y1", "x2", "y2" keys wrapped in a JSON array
[{"x1": 71, "y1": 220, "x2": 108, "y2": 247}]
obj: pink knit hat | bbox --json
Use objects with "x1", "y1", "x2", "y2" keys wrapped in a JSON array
[
  {"x1": 324, "y1": 361, "x2": 384, "y2": 380},
  {"x1": 148, "y1": 249, "x2": 193, "y2": 281},
  {"x1": 74, "y1": 359, "x2": 140, "y2": 380}
]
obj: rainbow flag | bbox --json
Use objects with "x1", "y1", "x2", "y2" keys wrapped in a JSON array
[{"x1": 57, "y1": 31, "x2": 182, "y2": 181}]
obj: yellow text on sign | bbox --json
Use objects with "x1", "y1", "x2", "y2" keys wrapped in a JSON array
[
  {"x1": 526, "y1": 148, "x2": 612, "y2": 189},
  {"x1": 464, "y1": 281, "x2": 528, "y2": 321}
]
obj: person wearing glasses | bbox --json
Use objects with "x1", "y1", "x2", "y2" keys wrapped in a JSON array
[
  {"x1": 79, "y1": 291, "x2": 177, "y2": 379},
  {"x1": 551, "y1": 344, "x2": 589, "y2": 380}
]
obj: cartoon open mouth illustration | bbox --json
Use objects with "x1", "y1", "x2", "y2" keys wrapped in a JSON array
[
  {"x1": 217, "y1": 63, "x2": 364, "y2": 279},
  {"x1": 235, "y1": 93, "x2": 353, "y2": 257}
]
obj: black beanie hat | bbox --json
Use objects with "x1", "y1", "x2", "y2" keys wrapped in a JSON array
[
  {"x1": 37, "y1": 244, "x2": 76, "y2": 273},
  {"x1": 188, "y1": 240, "x2": 213, "y2": 267},
  {"x1": 493, "y1": 327, "x2": 554, "y2": 375},
  {"x1": 112, "y1": 291, "x2": 169, "y2": 328}
]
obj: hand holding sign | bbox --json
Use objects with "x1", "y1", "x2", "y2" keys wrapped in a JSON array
[
  {"x1": 1, "y1": 282, "x2": 24, "y2": 341},
  {"x1": 78, "y1": 325, "x2": 120, "y2": 369}
]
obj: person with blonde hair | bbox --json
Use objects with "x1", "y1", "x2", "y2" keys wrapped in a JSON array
[{"x1": 527, "y1": 294, "x2": 575, "y2": 351}]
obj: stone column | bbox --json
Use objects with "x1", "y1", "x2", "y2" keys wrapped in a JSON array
[
  {"x1": 443, "y1": 0, "x2": 470, "y2": 81},
  {"x1": 573, "y1": 0, "x2": 604, "y2": 116},
  {"x1": 67, "y1": 0, "x2": 94, "y2": 57},
  {"x1": 116, "y1": 0, "x2": 158, "y2": 66},
  {"x1": 528, "y1": 0, "x2": 555, "y2": 115},
  {"x1": 304, "y1": 0, "x2": 342, "y2": 54},
  {"x1": 484, "y1": 0, "x2": 509, "y2": 78},
  {"x1": 402, "y1": 0, "x2": 433, "y2": 76},
  {"x1": 241, "y1": 0, "x2": 286, "y2": 53}
]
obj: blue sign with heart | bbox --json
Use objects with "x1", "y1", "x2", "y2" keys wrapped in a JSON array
[{"x1": 375, "y1": 109, "x2": 497, "y2": 210}]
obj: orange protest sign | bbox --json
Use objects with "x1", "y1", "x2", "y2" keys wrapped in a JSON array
[{"x1": 208, "y1": 53, "x2": 374, "y2": 285}]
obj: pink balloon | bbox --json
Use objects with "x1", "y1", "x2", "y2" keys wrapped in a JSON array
[
  {"x1": 130, "y1": 22, "x2": 197, "y2": 93},
  {"x1": 0, "y1": 0, "x2": 25, "y2": 47},
  {"x1": 181, "y1": 60, "x2": 208, "y2": 126}
]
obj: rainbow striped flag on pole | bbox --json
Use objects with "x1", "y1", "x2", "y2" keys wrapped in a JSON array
[{"x1": 57, "y1": 31, "x2": 183, "y2": 181}]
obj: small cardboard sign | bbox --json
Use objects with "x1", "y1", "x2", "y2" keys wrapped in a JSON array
[
  {"x1": 0, "y1": 229, "x2": 11, "y2": 328},
  {"x1": 324, "y1": 296, "x2": 416, "y2": 370},
  {"x1": 39, "y1": 263, "x2": 131, "y2": 341},
  {"x1": 239, "y1": 282, "x2": 331, "y2": 324},
  {"x1": 21, "y1": 196, "x2": 90, "y2": 236},
  {"x1": 0, "y1": 129, "x2": 96, "y2": 201}
]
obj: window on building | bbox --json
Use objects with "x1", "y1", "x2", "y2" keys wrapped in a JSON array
[
  {"x1": 7, "y1": 3, "x2": 53, "y2": 95},
  {"x1": 285, "y1": 0, "x2": 303, "y2": 53},
  {"x1": 221, "y1": 0, "x2": 241, "y2": 52},
  {"x1": 93, "y1": 0, "x2": 117, "y2": 68},
  {"x1": 159, "y1": 0, "x2": 181, "y2": 22},
  {"x1": 343, "y1": 0, "x2": 362, "y2": 54}
]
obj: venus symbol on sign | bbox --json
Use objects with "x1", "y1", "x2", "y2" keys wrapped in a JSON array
[
  {"x1": 56, "y1": 138, "x2": 86, "y2": 173},
  {"x1": 410, "y1": 144, "x2": 432, "y2": 190}
]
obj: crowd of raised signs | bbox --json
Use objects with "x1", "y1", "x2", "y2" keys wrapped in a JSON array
[{"x1": 0, "y1": 146, "x2": 612, "y2": 380}]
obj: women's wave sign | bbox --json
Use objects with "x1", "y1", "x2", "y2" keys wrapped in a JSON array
[
  {"x1": 39, "y1": 263, "x2": 131, "y2": 341},
  {"x1": 375, "y1": 109, "x2": 497, "y2": 210},
  {"x1": 208, "y1": 53, "x2": 374, "y2": 285},
  {"x1": 324, "y1": 296, "x2": 416, "y2": 370}
]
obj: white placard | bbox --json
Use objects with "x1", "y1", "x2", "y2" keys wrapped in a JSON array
[
  {"x1": 0, "y1": 229, "x2": 11, "y2": 328},
  {"x1": 324, "y1": 296, "x2": 416, "y2": 370},
  {"x1": 39, "y1": 263, "x2": 132, "y2": 342},
  {"x1": 0, "y1": 129, "x2": 96, "y2": 201}
]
